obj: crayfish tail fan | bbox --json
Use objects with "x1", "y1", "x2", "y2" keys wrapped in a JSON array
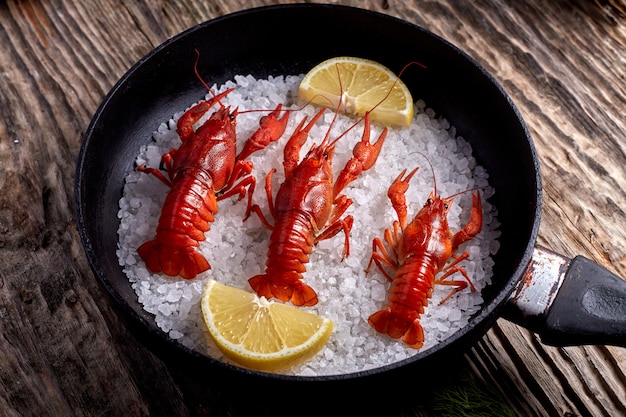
[
  {"x1": 136, "y1": 240, "x2": 210, "y2": 280},
  {"x1": 368, "y1": 309, "x2": 425, "y2": 349},
  {"x1": 248, "y1": 274, "x2": 274, "y2": 300},
  {"x1": 291, "y1": 281, "x2": 318, "y2": 307},
  {"x1": 178, "y1": 248, "x2": 211, "y2": 279},
  {"x1": 137, "y1": 240, "x2": 160, "y2": 273},
  {"x1": 249, "y1": 275, "x2": 319, "y2": 307},
  {"x1": 402, "y1": 320, "x2": 425, "y2": 349},
  {"x1": 368, "y1": 309, "x2": 391, "y2": 333}
]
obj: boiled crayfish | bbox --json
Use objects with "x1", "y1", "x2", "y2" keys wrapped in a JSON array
[
  {"x1": 246, "y1": 109, "x2": 387, "y2": 306},
  {"x1": 366, "y1": 166, "x2": 483, "y2": 349},
  {"x1": 136, "y1": 84, "x2": 290, "y2": 280}
]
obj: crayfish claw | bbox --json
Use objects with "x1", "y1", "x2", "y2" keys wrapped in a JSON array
[
  {"x1": 237, "y1": 104, "x2": 290, "y2": 161},
  {"x1": 333, "y1": 115, "x2": 387, "y2": 198},
  {"x1": 452, "y1": 191, "x2": 483, "y2": 251}
]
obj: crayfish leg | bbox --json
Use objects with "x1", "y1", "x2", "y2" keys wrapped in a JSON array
[
  {"x1": 137, "y1": 165, "x2": 171, "y2": 187},
  {"x1": 314, "y1": 215, "x2": 354, "y2": 260},
  {"x1": 435, "y1": 255, "x2": 477, "y2": 305},
  {"x1": 366, "y1": 236, "x2": 397, "y2": 281},
  {"x1": 435, "y1": 275, "x2": 474, "y2": 306}
]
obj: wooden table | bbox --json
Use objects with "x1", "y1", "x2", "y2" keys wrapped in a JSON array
[{"x1": 1, "y1": 1, "x2": 625, "y2": 415}]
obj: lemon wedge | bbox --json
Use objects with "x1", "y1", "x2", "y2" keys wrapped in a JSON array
[
  {"x1": 200, "y1": 279, "x2": 333, "y2": 372},
  {"x1": 298, "y1": 56, "x2": 414, "y2": 127}
]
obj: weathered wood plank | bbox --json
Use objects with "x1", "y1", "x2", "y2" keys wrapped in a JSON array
[{"x1": 0, "y1": 0, "x2": 624, "y2": 416}]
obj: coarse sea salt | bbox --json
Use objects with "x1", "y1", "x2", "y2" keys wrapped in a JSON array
[{"x1": 116, "y1": 74, "x2": 500, "y2": 376}]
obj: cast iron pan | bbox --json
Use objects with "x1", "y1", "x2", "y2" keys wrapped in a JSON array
[{"x1": 75, "y1": 3, "x2": 626, "y2": 402}]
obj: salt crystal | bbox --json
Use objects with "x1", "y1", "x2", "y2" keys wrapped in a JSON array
[
  {"x1": 169, "y1": 330, "x2": 184, "y2": 339},
  {"x1": 125, "y1": 254, "x2": 137, "y2": 265},
  {"x1": 370, "y1": 282, "x2": 387, "y2": 302},
  {"x1": 448, "y1": 309, "x2": 462, "y2": 321},
  {"x1": 490, "y1": 239, "x2": 501, "y2": 255},
  {"x1": 182, "y1": 286, "x2": 194, "y2": 300},
  {"x1": 165, "y1": 289, "x2": 181, "y2": 303},
  {"x1": 158, "y1": 303, "x2": 172, "y2": 316},
  {"x1": 135, "y1": 223, "x2": 150, "y2": 236},
  {"x1": 339, "y1": 277, "x2": 356, "y2": 294},
  {"x1": 178, "y1": 300, "x2": 191, "y2": 319},
  {"x1": 299, "y1": 367, "x2": 317, "y2": 377}
]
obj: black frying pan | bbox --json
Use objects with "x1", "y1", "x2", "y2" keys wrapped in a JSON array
[{"x1": 75, "y1": 3, "x2": 626, "y2": 401}]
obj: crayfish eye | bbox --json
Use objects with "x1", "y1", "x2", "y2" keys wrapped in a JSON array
[
  {"x1": 426, "y1": 198, "x2": 434, "y2": 206},
  {"x1": 444, "y1": 203, "x2": 449, "y2": 210}
]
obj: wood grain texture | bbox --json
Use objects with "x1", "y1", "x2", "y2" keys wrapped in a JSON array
[{"x1": 0, "y1": 0, "x2": 625, "y2": 416}]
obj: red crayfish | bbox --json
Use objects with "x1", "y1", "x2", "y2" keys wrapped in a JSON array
[
  {"x1": 247, "y1": 109, "x2": 387, "y2": 307},
  {"x1": 136, "y1": 82, "x2": 290, "y2": 279},
  {"x1": 366, "y1": 165, "x2": 483, "y2": 349}
]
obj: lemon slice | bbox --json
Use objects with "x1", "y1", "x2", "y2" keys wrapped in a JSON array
[
  {"x1": 200, "y1": 279, "x2": 333, "y2": 372},
  {"x1": 298, "y1": 56, "x2": 414, "y2": 127}
]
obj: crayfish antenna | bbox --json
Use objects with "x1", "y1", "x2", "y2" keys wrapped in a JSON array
[
  {"x1": 193, "y1": 49, "x2": 227, "y2": 106},
  {"x1": 409, "y1": 151, "x2": 438, "y2": 197}
]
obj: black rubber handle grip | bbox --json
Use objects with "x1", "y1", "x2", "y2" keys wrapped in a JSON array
[{"x1": 538, "y1": 255, "x2": 626, "y2": 347}]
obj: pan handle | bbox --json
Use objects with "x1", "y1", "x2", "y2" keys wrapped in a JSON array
[{"x1": 502, "y1": 246, "x2": 626, "y2": 347}]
